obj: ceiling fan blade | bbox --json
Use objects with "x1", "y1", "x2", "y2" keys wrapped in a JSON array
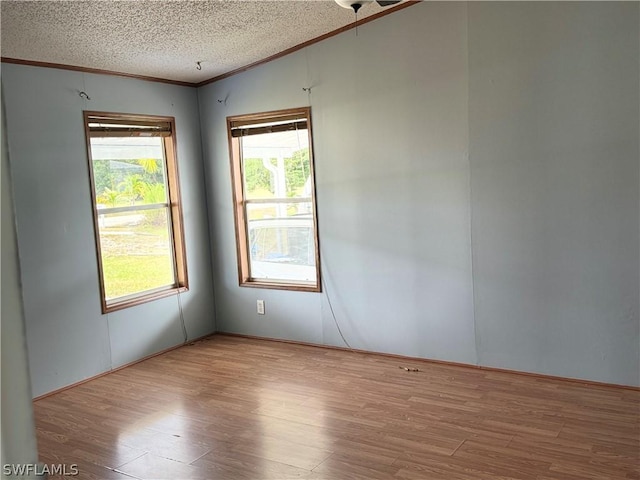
[{"x1": 376, "y1": 0, "x2": 402, "y2": 6}]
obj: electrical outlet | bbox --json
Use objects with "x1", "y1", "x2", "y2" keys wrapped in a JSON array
[{"x1": 257, "y1": 299, "x2": 265, "y2": 315}]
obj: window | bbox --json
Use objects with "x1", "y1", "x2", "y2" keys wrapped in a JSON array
[
  {"x1": 84, "y1": 112, "x2": 188, "y2": 313},
  {"x1": 227, "y1": 107, "x2": 321, "y2": 291}
]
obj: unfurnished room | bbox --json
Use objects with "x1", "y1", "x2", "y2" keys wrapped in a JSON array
[{"x1": 1, "y1": 1, "x2": 639, "y2": 479}]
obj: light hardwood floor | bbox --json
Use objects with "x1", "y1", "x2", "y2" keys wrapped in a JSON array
[{"x1": 34, "y1": 334, "x2": 639, "y2": 480}]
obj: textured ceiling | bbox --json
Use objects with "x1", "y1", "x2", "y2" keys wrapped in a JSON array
[{"x1": 1, "y1": 0, "x2": 404, "y2": 84}]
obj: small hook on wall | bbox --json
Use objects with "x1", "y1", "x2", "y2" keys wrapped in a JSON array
[
  {"x1": 302, "y1": 87, "x2": 312, "y2": 93},
  {"x1": 196, "y1": 61, "x2": 202, "y2": 71},
  {"x1": 79, "y1": 91, "x2": 91, "y2": 100}
]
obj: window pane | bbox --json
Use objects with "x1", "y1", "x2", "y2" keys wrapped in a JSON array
[
  {"x1": 97, "y1": 208, "x2": 175, "y2": 300},
  {"x1": 228, "y1": 107, "x2": 319, "y2": 291},
  {"x1": 90, "y1": 137, "x2": 167, "y2": 207},
  {"x1": 241, "y1": 129, "x2": 310, "y2": 200},
  {"x1": 85, "y1": 112, "x2": 189, "y2": 312},
  {"x1": 246, "y1": 203, "x2": 315, "y2": 283}
]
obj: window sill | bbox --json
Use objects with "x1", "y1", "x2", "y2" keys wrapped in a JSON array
[
  {"x1": 240, "y1": 280, "x2": 321, "y2": 293},
  {"x1": 102, "y1": 285, "x2": 188, "y2": 314}
]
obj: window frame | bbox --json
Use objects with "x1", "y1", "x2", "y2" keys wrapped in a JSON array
[
  {"x1": 84, "y1": 111, "x2": 188, "y2": 313},
  {"x1": 227, "y1": 107, "x2": 321, "y2": 292}
]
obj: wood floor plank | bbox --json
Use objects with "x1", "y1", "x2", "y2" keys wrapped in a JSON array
[
  {"x1": 312, "y1": 453, "x2": 402, "y2": 480},
  {"x1": 33, "y1": 335, "x2": 639, "y2": 480},
  {"x1": 116, "y1": 453, "x2": 212, "y2": 480},
  {"x1": 192, "y1": 448, "x2": 313, "y2": 480},
  {"x1": 394, "y1": 449, "x2": 538, "y2": 480}
]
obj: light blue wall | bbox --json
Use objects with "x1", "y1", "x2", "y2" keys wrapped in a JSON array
[
  {"x1": 468, "y1": 2, "x2": 639, "y2": 385},
  {"x1": 2, "y1": 65, "x2": 216, "y2": 397},
  {"x1": 200, "y1": 2, "x2": 477, "y2": 363},
  {"x1": 1, "y1": 85, "x2": 39, "y2": 477},
  {"x1": 199, "y1": 2, "x2": 639, "y2": 386}
]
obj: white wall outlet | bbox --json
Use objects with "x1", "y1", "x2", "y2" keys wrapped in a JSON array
[{"x1": 257, "y1": 299, "x2": 265, "y2": 315}]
